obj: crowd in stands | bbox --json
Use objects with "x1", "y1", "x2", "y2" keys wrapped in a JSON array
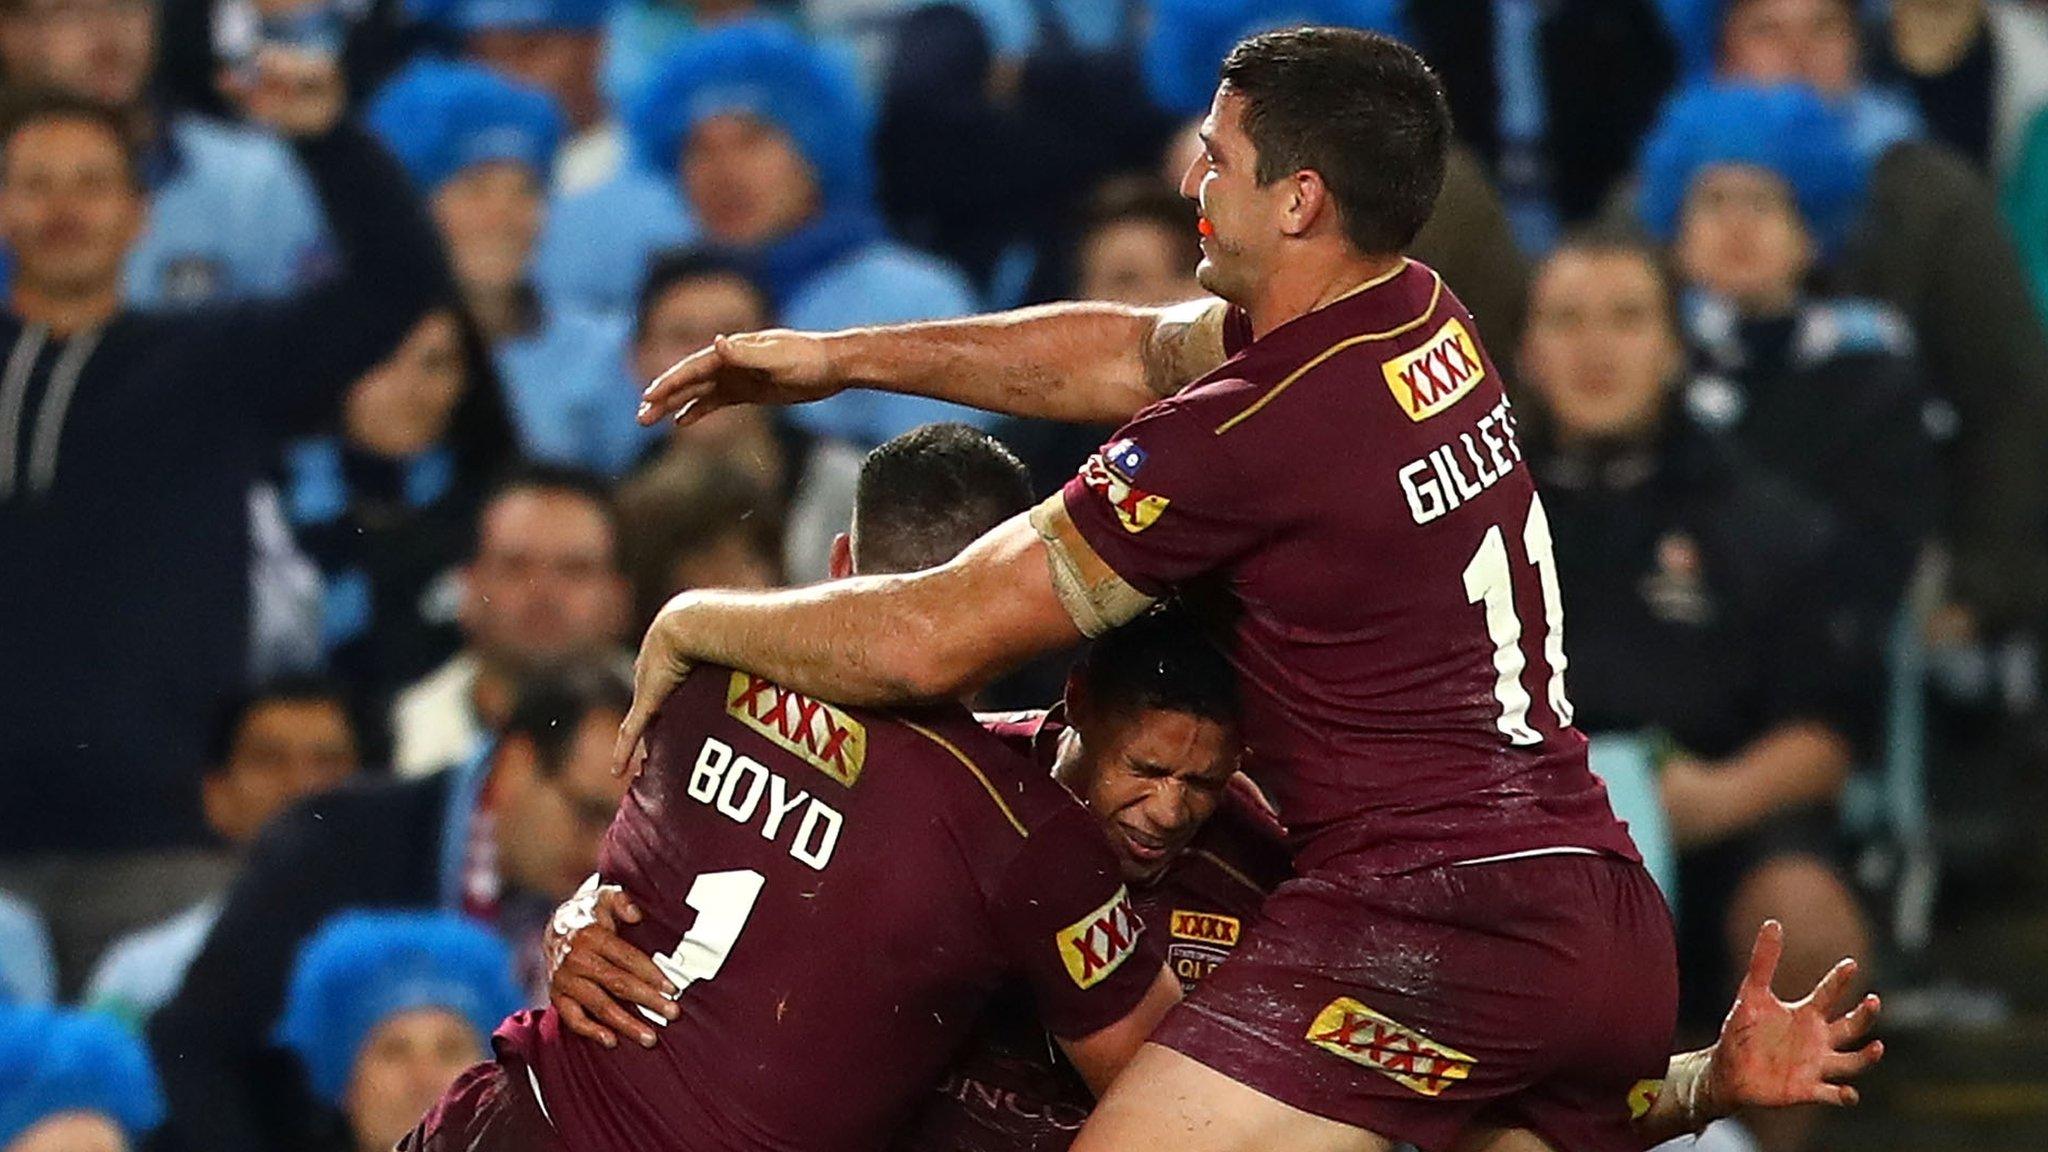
[{"x1": 0, "y1": 1, "x2": 2044, "y2": 1151}]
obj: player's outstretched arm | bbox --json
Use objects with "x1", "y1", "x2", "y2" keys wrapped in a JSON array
[
  {"x1": 636, "y1": 299, "x2": 1231, "y2": 429},
  {"x1": 1632, "y1": 920, "x2": 1883, "y2": 1144},
  {"x1": 615, "y1": 513, "x2": 1082, "y2": 773}
]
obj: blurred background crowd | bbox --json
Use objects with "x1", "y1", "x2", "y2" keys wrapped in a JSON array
[{"x1": 1, "y1": 0, "x2": 2046, "y2": 1150}]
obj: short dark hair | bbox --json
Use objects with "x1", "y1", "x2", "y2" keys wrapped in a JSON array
[
  {"x1": 0, "y1": 88, "x2": 142, "y2": 189},
  {"x1": 853, "y1": 423, "x2": 1033, "y2": 575},
  {"x1": 617, "y1": 455, "x2": 784, "y2": 623},
  {"x1": 476, "y1": 462, "x2": 624, "y2": 569},
  {"x1": 634, "y1": 246, "x2": 772, "y2": 337},
  {"x1": 1071, "y1": 607, "x2": 1239, "y2": 730},
  {"x1": 501, "y1": 662, "x2": 634, "y2": 778},
  {"x1": 205, "y1": 675, "x2": 353, "y2": 768},
  {"x1": 1218, "y1": 27, "x2": 1450, "y2": 255},
  {"x1": 1541, "y1": 222, "x2": 1683, "y2": 340}
]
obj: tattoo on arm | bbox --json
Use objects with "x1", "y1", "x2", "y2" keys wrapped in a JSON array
[{"x1": 1141, "y1": 298, "x2": 1230, "y2": 398}]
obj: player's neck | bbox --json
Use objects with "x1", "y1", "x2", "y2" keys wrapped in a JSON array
[{"x1": 1243, "y1": 251, "x2": 1406, "y2": 340}]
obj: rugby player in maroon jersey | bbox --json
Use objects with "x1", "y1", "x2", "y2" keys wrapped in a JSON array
[
  {"x1": 622, "y1": 25, "x2": 1885, "y2": 1152},
  {"x1": 395, "y1": 425, "x2": 1182, "y2": 1152}
]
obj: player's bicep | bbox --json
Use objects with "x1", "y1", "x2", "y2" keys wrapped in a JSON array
[
  {"x1": 1141, "y1": 298, "x2": 1230, "y2": 398},
  {"x1": 1056, "y1": 962, "x2": 1181, "y2": 1097}
]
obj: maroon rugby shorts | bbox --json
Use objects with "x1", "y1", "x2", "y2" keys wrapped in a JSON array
[
  {"x1": 396, "y1": 1057, "x2": 566, "y2": 1152},
  {"x1": 1152, "y1": 852, "x2": 1678, "y2": 1152}
]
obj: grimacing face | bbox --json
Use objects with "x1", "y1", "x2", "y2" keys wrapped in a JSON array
[
  {"x1": 1060, "y1": 706, "x2": 1240, "y2": 885},
  {"x1": 1521, "y1": 248, "x2": 1684, "y2": 441}
]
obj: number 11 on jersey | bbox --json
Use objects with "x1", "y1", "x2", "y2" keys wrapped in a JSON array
[
  {"x1": 1461, "y1": 492, "x2": 1573, "y2": 746},
  {"x1": 642, "y1": 869, "x2": 766, "y2": 1025}
]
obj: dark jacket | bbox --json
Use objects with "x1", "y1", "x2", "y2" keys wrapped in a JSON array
[
  {"x1": 147, "y1": 770, "x2": 456, "y2": 1152},
  {"x1": 0, "y1": 124, "x2": 447, "y2": 854}
]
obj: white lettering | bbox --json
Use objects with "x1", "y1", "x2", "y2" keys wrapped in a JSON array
[
  {"x1": 683, "y1": 737, "x2": 846, "y2": 870},
  {"x1": 760, "y1": 774, "x2": 810, "y2": 841},
  {"x1": 1460, "y1": 432, "x2": 1499, "y2": 486},
  {"x1": 688, "y1": 738, "x2": 731, "y2": 802},
  {"x1": 716, "y1": 755, "x2": 769, "y2": 822},
  {"x1": 791, "y1": 802, "x2": 843, "y2": 871},
  {"x1": 1396, "y1": 399, "x2": 1523, "y2": 525},
  {"x1": 1399, "y1": 458, "x2": 1446, "y2": 524}
]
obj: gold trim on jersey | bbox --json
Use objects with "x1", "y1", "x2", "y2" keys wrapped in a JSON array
[
  {"x1": 900, "y1": 719, "x2": 1030, "y2": 837},
  {"x1": 1187, "y1": 847, "x2": 1269, "y2": 898},
  {"x1": 1329, "y1": 256, "x2": 1412, "y2": 304},
  {"x1": 1212, "y1": 267, "x2": 1446, "y2": 436}
]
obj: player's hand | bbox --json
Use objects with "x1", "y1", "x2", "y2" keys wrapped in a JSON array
[
  {"x1": 1705, "y1": 919, "x2": 1883, "y2": 1115},
  {"x1": 612, "y1": 597, "x2": 696, "y2": 778},
  {"x1": 220, "y1": 47, "x2": 346, "y2": 139},
  {"x1": 546, "y1": 880, "x2": 678, "y2": 1050},
  {"x1": 637, "y1": 330, "x2": 842, "y2": 427}
]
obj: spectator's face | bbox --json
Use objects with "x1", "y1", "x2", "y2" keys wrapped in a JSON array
[
  {"x1": 1079, "y1": 219, "x2": 1203, "y2": 307},
  {"x1": 0, "y1": 119, "x2": 144, "y2": 298},
  {"x1": 202, "y1": 696, "x2": 360, "y2": 846},
  {"x1": 343, "y1": 310, "x2": 469, "y2": 457},
  {"x1": 666, "y1": 528, "x2": 779, "y2": 595},
  {"x1": 433, "y1": 161, "x2": 545, "y2": 300},
  {"x1": 1180, "y1": 88, "x2": 1287, "y2": 304},
  {"x1": 5, "y1": 1113, "x2": 128, "y2": 1152},
  {"x1": 1721, "y1": 0, "x2": 1860, "y2": 96},
  {"x1": 1057, "y1": 704, "x2": 1239, "y2": 884},
  {"x1": 633, "y1": 273, "x2": 770, "y2": 385},
  {"x1": 343, "y1": 1008, "x2": 483, "y2": 1152},
  {"x1": 462, "y1": 489, "x2": 628, "y2": 671},
  {"x1": 467, "y1": 28, "x2": 603, "y2": 131},
  {"x1": 1676, "y1": 165, "x2": 1814, "y2": 315},
  {"x1": 684, "y1": 114, "x2": 819, "y2": 247},
  {"x1": 0, "y1": 0, "x2": 155, "y2": 108},
  {"x1": 1521, "y1": 248, "x2": 1683, "y2": 441},
  {"x1": 494, "y1": 710, "x2": 631, "y2": 896}
]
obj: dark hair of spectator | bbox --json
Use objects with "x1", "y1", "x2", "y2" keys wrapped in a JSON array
[
  {"x1": 501, "y1": 663, "x2": 635, "y2": 778},
  {"x1": 475, "y1": 461, "x2": 625, "y2": 568},
  {"x1": 0, "y1": 88, "x2": 141, "y2": 188},
  {"x1": 633, "y1": 246, "x2": 773, "y2": 337},
  {"x1": 204, "y1": 675, "x2": 353, "y2": 769},
  {"x1": 1218, "y1": 27, "x2": 1451, "y2": 255},
  {"x1": 1072, "y1": 606, "x2": 1240, "y2": 731},
  {"x1": 853, "y1": 423, "x2": 1033, "y2": 575},
  {"x1": 1544, "y1": 222, "x2": 1685, "y2": 341},
  {"x1": 617, "y1": 455, "x2": 785, "y2": 625},
  {"x1": 1059, "y1": 173, "x2": 1204, "y2": 297},
  {"x1": 435, "y1": 299, "x2": 522, "y2": 482}
]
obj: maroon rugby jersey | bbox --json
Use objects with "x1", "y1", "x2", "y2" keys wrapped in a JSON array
[
  {"x1": 497, "y1": 669, "x2": 1163, "y2": 1152},
  {"x1": 892, "y1": 710, "x2": 1292, "y2": 1152},
  {"x1": 1055, "y1": 260, "x2": 1640, "y2": 876}
]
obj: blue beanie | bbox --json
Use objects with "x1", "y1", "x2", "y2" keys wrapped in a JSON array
[
  {"x1": 274, "y1": 911, "x2": 525, "y2": 1107},
  {"x1": 627, "y1": 19, "x2": 874, "y2": 211},
  {"x1": 411, "y1": 0, "x2": 613, "y2": 33},
  {"x1": 369, "y1": 59, "x2": 565, "y2": 195},
  {"x1": 1142, "y1": 0, "x2": 1410, "y2": 117},
  {"x1": 0, "y1": 1006, "x2": 164, "y2": 1147},
  {"x1": 1636, "y1": 81, "x2": 1870, "y2": 252}
]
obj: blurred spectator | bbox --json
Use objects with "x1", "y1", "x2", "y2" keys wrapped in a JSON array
[
  {"x1": 84, "y1": 679, "x2": 363, "y2": 1029},
  {"x1": 600, "y1": 0, "x2": 769, "y2": 133},
  {"x1": 0, "y1": 1004, "x2": 163, "y2": 1152},
  {"x1": 389, "y1": 466, "x2": 628, "y2": 778},
  {"x1": 1519, "y1": 229, "x2": 1870, "y2": 1152},
  {"x1": 1873, "y1": 0, "x2": 2048, "y2": 179},
  {"x1": 149, "y1": 664, "x2": 630, "y2": 1152},
  {"x1": 2004, "y1": 101, "x2": 2048, "y2": 319},
  {"x1": 0, "y1": 0, "x2": 328, "y2": 307},
  {"x1": 155, "y1": 0, "x2": 431, "y2": 123},
  {"x1": 0, "y1": 57, "x2": 447, "y2": 984},
  {"x1": 1639, "y1": 82, "x2": 1942, "y2": 638},
  {"x1": 417, "y1": 0, "x2": 614, "y2": 188},
  {"x1": 0, "y1": 891, "x2": 55, "y2": 1005},
  {"x1": 275, "y1": 911, "x2": 522, "y2": 1152},
  {"x1": 281, "y1": 305, "x2": 520, "y2": 717},
  {"x1": 542, "y1": 20, "x2": 988, "y2": 446},
  {"x1": 368, "y1": 58, "x2": 638, "y2": 473},
  {"x1": 1709, "y1": 0, "x2": 2048, "y2": 631},
  {"x1": 617, "y1": 454, "x2": 783, "y2": 626}
]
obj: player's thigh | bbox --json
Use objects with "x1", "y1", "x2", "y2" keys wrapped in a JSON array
[
  {"x1": 1449, "y1": 1127, "x2": 1559, "y2": 1152},
  {"x1": 1070, "y1": 1042, "x2": 1397, "y2": 1152}
]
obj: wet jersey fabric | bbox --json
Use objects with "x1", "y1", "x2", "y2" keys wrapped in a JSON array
[
  {"x1": 1057, "y1": 260, "x2": 1640, "y2": 878},
  {"x1": 497, "y1": 669, "x2": 1162, "y2": 1152}
]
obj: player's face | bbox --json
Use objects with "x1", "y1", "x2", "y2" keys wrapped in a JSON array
[
  {"x1": 685, "y1": 114, "x2": 820, "y2": 248},
  {"x1": 344, "y1": 310, "x2": 470, "y2": 457},
  {"x1": 0, "y1": 119, "x2": 144, "y2": 298},
  {"x1": 1078, "y1": 218, "x2": 1203, "y2": 307},
  {"x1": 433, "y1": 161, "x2": 545, "y2": 300},
  {"x1": 462, "y1": 490, "x2": 627, "y2": 672},
  {"x1": 1720, "y1": 0, "x2": 1860, "y2": 97},
  {"x1": 1180, "y1": 89, "x2": 1285, "y2": 305},
  {"x1": 1676, "y1": 165, "x2": 1814, "y2": 316},
  {"x1": 203, "y1": 697, "x2": 360, "y2": 846},
  {"x1": 498, "y1": 710, "x2": 631, "y2": 897},
  {"x1": 1521, "y1": 249, "x2": 1683, "y2": 440},
  {"x1": 1065, "y1": 707, "x2": 1239, "y2": 884},
  {"x1": 467, "y1": 28, "x2": 604, "y2": 131},
  {"x1": 344, "y1": 1008, "x2": 484, "y2": 1152},
  {"x1": 5, "y1": 1112, "x2": 129, "y2": 1152},
  {"x1": 1, "y1": 0, "x2": 155, "y2": 107}
]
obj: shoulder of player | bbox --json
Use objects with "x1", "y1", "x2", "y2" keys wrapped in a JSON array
[{"x1": 885, "y1": 707, "x2": 1081, "y2": 840}]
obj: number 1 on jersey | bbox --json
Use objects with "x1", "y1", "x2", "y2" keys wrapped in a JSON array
[
  {"x1": 644, "y1": 869, "x2": 765, "y2": 1024},
  {"x1": 1460, "y1": 492, "x2": 1572, "y2": 746}
]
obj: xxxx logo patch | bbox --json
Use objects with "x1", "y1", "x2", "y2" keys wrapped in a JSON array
[
  {"x1": 1382, "y1": 317, "x2": 1486, "y2": 422},
  {"x1": 1305, "y1": 997, "x2": 1476, "y2": 1097},
  {"x1": 726, "y1": 672, "x2": 867, "y2": 787},
  {"x1": 1056, "y1": 886, "x2": 1144, "y2": 989}
]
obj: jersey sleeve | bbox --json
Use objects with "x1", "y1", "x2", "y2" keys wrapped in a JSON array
[{"x1": 989, "y1": 805, "x2": 1164, "y2": 1040}]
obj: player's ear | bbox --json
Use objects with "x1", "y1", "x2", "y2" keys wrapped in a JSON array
[
  {"x1": 1282, "y1": 168, "x2": 1328, "y2": 239},
  {"x1": 828, "y1": 532, "x2": 853, "y2": 580}
]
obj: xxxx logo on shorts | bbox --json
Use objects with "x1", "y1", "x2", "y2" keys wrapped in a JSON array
[
  {"x1": 1382, "y1": 317, "x2": 1486, "y2": 422},
  {"x1": 1078, "y1": 447, "x2": 1169, "y2": 534},
  {"x1": 726, "y1": 672, "x2": 868, "y2": 787},
  {"x1": 1305, "y1": 997, "x2": 1477, "y2": 1097},
  {"x1": 1056, "y1": 886, "x2": 1144, "y2": 988}
]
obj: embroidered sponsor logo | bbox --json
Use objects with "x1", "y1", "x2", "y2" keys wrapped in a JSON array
[
  {"x1": 1305, "y1": 997, "x2": 1477, "y2": 1097},
  {"x1": 1079, "y1": 451, "x2": 1169, "y2": 534},
  {"x1": 1627, "y1": 1079, "x2": 1664, "y2": 1121},
  {"x1": 1169, "y1": 910, "x2": 1240, "y2": 946},
  {"x1": 1382, "y1": 317, "x2": 1486, "y2": 422},
  {"x1": 1056, "y1": 886, "x2": 1144, "y2": 988},
  {"x1": 725, "y1": 672, "x2": 867, "y2": 787}
]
